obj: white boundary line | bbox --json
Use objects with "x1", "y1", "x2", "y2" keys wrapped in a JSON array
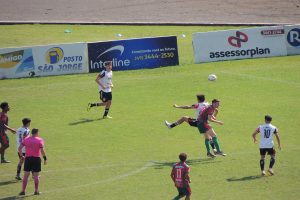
[
  {"x1": 42, "y1": 161, "x2": 153, "y2": 194},
  {"x1": 0, "y1": 162, "x2": 145, "y2": 177},
  {"x1": 0, "y1": 162, "x2": 153, "y2": 198}
]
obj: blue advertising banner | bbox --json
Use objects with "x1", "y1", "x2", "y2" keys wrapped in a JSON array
[{"x1": 88, "y1": 36, "x2": 179, "y2": 72}]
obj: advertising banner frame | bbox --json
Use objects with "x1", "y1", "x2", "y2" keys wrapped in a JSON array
[
  {"x1": 88, "y1": 36, "x2": 179, "y2": 73},
  {"x1": 0, "y1": 43, "x2": 88, "y2": 79},
  {"x1": 192, "y1": 26, "x2": 287, "y2": 63}
]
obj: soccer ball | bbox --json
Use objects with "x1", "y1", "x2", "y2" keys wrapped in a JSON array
[{"x1": 208, "y1": 74, "x2": 217, "y2": 81}]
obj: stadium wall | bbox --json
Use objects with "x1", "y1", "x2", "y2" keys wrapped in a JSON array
[{"x1": 0, "y1": 36, "x2": 179, "y2": 79}]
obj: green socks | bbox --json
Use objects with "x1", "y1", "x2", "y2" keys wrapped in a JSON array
[
  {"x1": 205, "y1": 139, "x2": 210, "y2": 153},
  {"x1": 212, "y1": 136, "x2": 221, "y2": 152}
]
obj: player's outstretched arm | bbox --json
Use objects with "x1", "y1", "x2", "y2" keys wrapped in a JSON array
[
  {"x1": 4, "y1": 124, "x2": 16, "y2": 133},
  {"x1": 173, "y1": 104, "x2": 193, "y2": 109}
]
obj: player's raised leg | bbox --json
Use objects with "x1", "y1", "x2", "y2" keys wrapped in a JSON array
[{"x1": 165, "y1": 116, "x2": 191, "y2": 129}]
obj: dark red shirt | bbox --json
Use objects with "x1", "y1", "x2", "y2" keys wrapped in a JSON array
[
  {"x1": 171, "y1": 162, "x2": 190, "y2": 187},
  {"x1": 197, "y1": 105, "x2": 215, "y2": 122},
  {"x1": 0, "y1": 112, "x2": 8, "y2": 134}
]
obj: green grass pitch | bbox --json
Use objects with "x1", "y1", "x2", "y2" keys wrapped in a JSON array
[{"x1": 0, "y1": 25, "x2": 300, "y2": 200}]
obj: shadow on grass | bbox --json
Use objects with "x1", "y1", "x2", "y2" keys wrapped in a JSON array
[
  {"x1": 151, "y1": 158, "x2": 221, "y2": 169},
  {"x1": 0, "y1": 194, "x2": 32, "y2": 200},
  {"x1": 172, "y1": 195, "x2": 186, "y2": 200},
  {"x1": 227, "y1": 175, "x2": 264, "y2": 182},
  {"x1": 69, "y1": 118, "x2": 103, "y2": 126},
  {"x1": 0, "y1": 180, "x2": 19, "y2": 187}
]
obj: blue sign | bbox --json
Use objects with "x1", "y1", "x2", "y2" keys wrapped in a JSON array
[
  {"x1": 287, "y1": 28, "x2": 300, "y2": 47},
  {"x1": 88, "y1": 36, "x2": 179, "y2": 72}
]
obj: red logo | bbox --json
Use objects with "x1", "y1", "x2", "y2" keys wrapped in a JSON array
[{"x1": 228, "y1": 31, "x2": 248, "y2": 48}]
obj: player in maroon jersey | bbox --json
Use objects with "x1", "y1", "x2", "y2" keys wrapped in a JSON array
[
  {"x1": 197, "y1": 99, "x2": 226, "y2": 157},
  {"x1": 171, "y1": 153, "x2": 191, "y2": 200},
  {"x1": 0, "y1": 102, "x2": 16, "y2": 163}
]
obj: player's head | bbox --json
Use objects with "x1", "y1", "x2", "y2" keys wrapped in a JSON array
[
  {"x1": 265, "y1": 115, "x2": 272, "y2": 123},
  {"x1": 179, "y1": 153, "x2": 187, "y2": 162},
  {"x1": 105, "y1": 61, "x2": 112, "y2": 71},
  {"x1": 212, "y1": 99, "x2": 220, "y2": 108},
  {"x1": 196, "y1": 94, "x2": 205, "y2": 103},
  {"x1": 31, "y1": 128, "x2": 39, "y2": 135},
  {"x1": 22, "y1": 118, "x2": 31, "y2": 127},
  {"x1": 0, "y1": 102, "x2": 9, "y2": 112}
]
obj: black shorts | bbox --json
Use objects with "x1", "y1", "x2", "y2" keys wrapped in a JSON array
[
  {"x1": 99, "y1": 91, "x2": 112, "y2": 102},
  {"x1": 187, "y1": 118, "x2": 198, "y2": 127},
  {"x1": 177, "y1": 186, "x2": 192, "y2": 197},
  {"x1": 260, "y1": 148, "x2": 276, "y2": 156},
  {"x1": 24, "y1": 157, "x2": 41, "y2": 172}
]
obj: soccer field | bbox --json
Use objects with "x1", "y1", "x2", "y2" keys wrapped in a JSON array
[{"x1": 0, "y1": 25, "x2": 300, "y2": 200}]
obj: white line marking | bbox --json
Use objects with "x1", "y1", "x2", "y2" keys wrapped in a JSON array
[
  {"x1": 0, "y1": 162, "x2": 153, "y2": 198},
  {"x1": 0, "y1": 162, "x2": 145, "y2": 177},
  {"x1": 43, "y1": 161, "x2": 153, "y2": 194}
]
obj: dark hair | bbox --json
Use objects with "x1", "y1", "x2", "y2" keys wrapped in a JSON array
[
  {"x1": 105, "y1": 61, "x2": 112, "y2": 67},
  {"x1": 0, "y1": 102, "x2": 8, "y2": 110},
  {"x1": 31, "y1": 128, "x2": 39, "y2": 135},
  {"x1": 196, "y1": 94, "x2": 205, "y2": 102},
  {"x1": 22, "y1": 118, "x2": 31, "y2": 126},
  {"x1": 212, "y1": 99, "x2": 220, "y2": 104},
  {"x1": 179, "y1": 153, "x2": 187, "y2": 162},
  {"x1": 265, "y1": 115, "x2": 272, "y2": 122}
]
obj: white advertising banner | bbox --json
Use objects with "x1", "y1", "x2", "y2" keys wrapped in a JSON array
[
  {"x1": 0, "y1": 43, "x2": 88, "y2": 79},
  {"x1": 284, "y1": 25, "x2": 300, "y2": 55},
  {"x1": 33, "y1": 43, "x2": 87, "y2": 77},
  {"x1": 193, "y1": 26, "x2": 287, "y2": 63}
]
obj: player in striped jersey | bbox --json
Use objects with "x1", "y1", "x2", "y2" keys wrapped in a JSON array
[
  {"x1": 171, "y1": 153, "x2": 191, "y2": 200},
  {"x1": 197, "y1": 99, "x2": 226, "y2": 157},
  {"x1": 252, "y1": 115, "x2": 281, "y2": 176},
  {"x1": 15, "y1": 118, "x2": 31, "y2": 180},
  {"x1": 87, "y1": 61, "x2": 113, "y2": 119}
]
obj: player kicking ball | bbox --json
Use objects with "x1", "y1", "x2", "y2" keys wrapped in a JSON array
[
  {"x1": 252, "y1": 115, "x2": 281, "y2": 176},
  {"x1": 87, "y1": 61, "x2": 113, "y2": 119},
  {"x1": 164, "y1": 94, "x2": 217, "y2": 155}
]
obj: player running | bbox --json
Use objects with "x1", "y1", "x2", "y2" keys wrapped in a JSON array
[
  {"x1": 197, "y1": 99, "x2": 226, "y2": 157},
  {"x1": 0, "y1": 102, "x2": 16, "y2": 163},
  {"x1": 15, "y1": 118, "x2": 31, "y2": 180},
  {"x1": 252, "y1": 115, "x2": 281, "y2": 176},
  {"x1": 87, "y1": 61, "x2": 114, "y2": 119},
  {"x1": 171, "y1": 153, "x2": 191, "y2": 200},
  {"x1": 19, "y1": 128, "x2": 47, "y2": 196},
  {"x1": 164, "y1": 94, "x2": 217, "y2": 153}
]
